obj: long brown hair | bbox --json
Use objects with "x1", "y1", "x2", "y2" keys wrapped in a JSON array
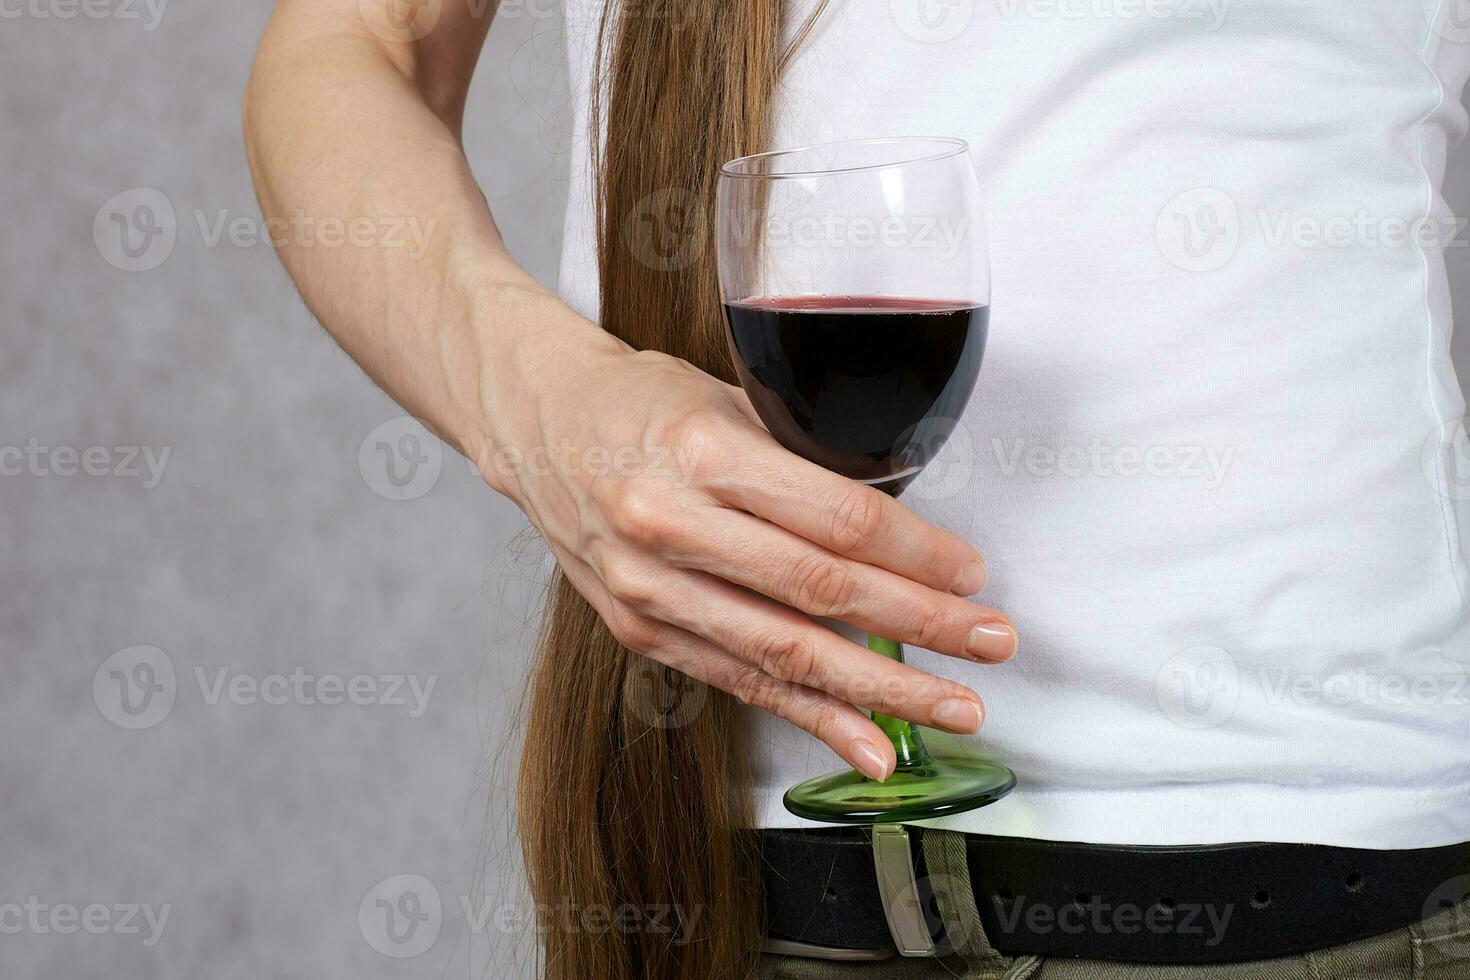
[{"x1": 517, "y1": 3, "x2": 828, "y2": 979}]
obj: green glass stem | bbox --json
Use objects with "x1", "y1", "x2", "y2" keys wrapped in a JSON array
[
  {"x1": 866, "y1": 634, "x2": 935, "y2": 771},
  {"x1": 782, "y1": 633, "x2": 1018, "y2": 822}
]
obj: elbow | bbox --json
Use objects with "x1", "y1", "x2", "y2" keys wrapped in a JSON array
[
  {"x1": 241, "y1": 9, "x2": 295, "y2": 189},
  {"x1": 240, "y1": 83, "x2": 254, "y2": 166},
  {"x1": 241, "y1": 81, "x2": 262, "y2": 200},
  {"x1": 240, "y1": 44, "x2": 274, "y2": 199},
  {"x1": 240, "y1": 40, "x2": 266, "y2": 160}
]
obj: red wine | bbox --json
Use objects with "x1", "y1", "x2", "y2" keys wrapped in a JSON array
[{"x1": 724, "y1": 296, "x2": 988, "y2": 496}]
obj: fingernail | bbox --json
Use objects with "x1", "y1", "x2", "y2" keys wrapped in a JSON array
[
  {"x1": 851, "y1": 740, "x2": 892, "y2": 782},
  {"x1": 932, "y1": 698, "x2": 984, "y2": 734},
  {"x1": 952, "y1": 560, "x2": 987, "y2": 596},
  {"x1": 966, "y1": 623, "x2": 1018, "y2": 663}
]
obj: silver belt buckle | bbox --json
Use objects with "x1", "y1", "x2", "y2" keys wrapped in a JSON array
[
  {"x1": 760, "y1": 824, "x2": 937, "y2": 961},
  {"x1": 872, "y1": 824, "x2": 938, "y2": 957}
]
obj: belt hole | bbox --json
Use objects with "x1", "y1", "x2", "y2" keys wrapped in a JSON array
[
  {"x1": 1156, "y1": 897, "x2": 1177, "y2": 917},
  {"x1": 1344, "y1": 872, "x2": 1365, "y2": 894},
  {"x1": 1251, "y1": 890, "x2": 1273, "y2": 910}
]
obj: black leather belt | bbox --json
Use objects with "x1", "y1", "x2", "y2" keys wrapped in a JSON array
[{"x1": 761, "y1": 828, "x2": 1470, "y2": 964}]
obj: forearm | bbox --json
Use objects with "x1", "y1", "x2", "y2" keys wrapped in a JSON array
[{"x1": 242, "y1": 2, "x2": 616, "y2": 492}]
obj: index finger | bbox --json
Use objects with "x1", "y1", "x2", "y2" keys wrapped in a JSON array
[{"x1": 710, "y1": 428, "x2": 988, "y2": 597}]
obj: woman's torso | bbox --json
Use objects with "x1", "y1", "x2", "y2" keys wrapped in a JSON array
[{"x1": 555, "y1": 0, "x2": 1470, "y2": 847}]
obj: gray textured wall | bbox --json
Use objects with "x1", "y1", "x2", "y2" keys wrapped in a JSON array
[{"x1": 1, "y1": 4, "x2": 1468, "y2": 979}]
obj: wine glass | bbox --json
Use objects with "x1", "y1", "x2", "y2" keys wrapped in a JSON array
[{"x1": 716, "y1": 137, "x2": 1016, "y2": 824}]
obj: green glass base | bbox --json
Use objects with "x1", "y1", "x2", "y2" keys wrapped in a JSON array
[{"x1": 783, "y1": 758, "x2": 1017, "y2": 825}]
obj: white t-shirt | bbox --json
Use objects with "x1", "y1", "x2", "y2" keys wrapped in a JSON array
[{"x1": 555, "y1": 1, "x2": 1470, "y2": 848}]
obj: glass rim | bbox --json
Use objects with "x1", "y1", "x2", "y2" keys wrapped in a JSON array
[{"x1": 720, "y1": 136, "x2": 971, "y2": 180}]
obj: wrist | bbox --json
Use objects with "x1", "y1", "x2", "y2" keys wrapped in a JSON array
[{"x1": 452, "y1": 257, "x2": 623, "y2": 503}]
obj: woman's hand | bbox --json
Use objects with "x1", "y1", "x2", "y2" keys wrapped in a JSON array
[
  {"x1": 247, "y1": 0, "x2": 1015, "y2": 788},
  {"x1": 478, "y1": 299, "x2": 1018, "y2": 783}
]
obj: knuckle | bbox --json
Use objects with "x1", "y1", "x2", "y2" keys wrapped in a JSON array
[
  {"x1": 665, "y1": 411, "x2": 728, "y2": 473},
  {"x1": 805, "y1": 701, "x2": 843, "y2": 745},
  {"x1": 605, "y1": 605, "x2": 658, "y2": 652},
  {"x1": 910, "y1": 601, "x2": 948, "y2": 650},
  {"x1": 747, "y1": 629, "x2": 819, "y2": 686},
  {"x1": 921, "y1": 541, "x2": 956, "y2": 583},
  {"x1": 601, "y1": 559, "x2": 658, "y2": 610},
  {"x1": 730, "y1": 668, "x2": 781, "y2": 711},
  {"x1": 872, "y1": 670, "x2": 916, "y2": 709},
  {"x1": 606, "y1": 483, "x2": 671, "y2": 545},
  {"x1": 783, "y1": 554, "x2": 854, "y2": 614},
  {"x1": 828, "y1": 487, "x2": 884, "y2": 553}
]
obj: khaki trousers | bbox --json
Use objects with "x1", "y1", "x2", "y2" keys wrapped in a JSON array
[{"x1": 759, "y1": 831, "x2": 1470, "y2": 980}]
